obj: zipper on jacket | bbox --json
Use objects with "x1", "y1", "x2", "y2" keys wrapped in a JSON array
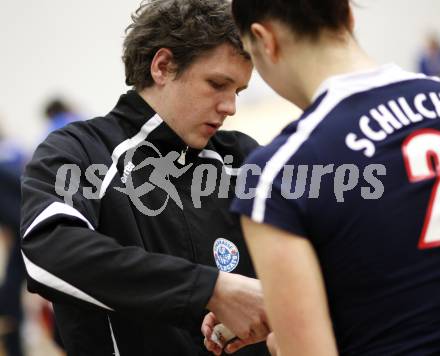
[
  {"x1": 180, "y1": 205, "x2": 198, "y2": 262},
  {"x1": 177, "y1": 146, "x2": 188, "y2": 165},
  {"x1": 171, "y1": 157, "x2": 198, "y2": 262}
]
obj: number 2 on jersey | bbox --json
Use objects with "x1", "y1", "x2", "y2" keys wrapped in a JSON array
[{"x1": 402, "y1": 129, "x2": 440, "y2": 249}]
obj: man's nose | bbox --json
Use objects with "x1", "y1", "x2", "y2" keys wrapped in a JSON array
[{"x1": 217, "y1": 96, "x2": 236, "y2": 117}]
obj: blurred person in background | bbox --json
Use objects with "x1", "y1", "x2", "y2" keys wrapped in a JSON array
[
  {"x1": 41, "y1": 97, "x2": 83, "y2": 352},
  {"x1": 418, "y1": 33, "x2": 440, "y2": 77},
  {"x1": 0, "y1": 99, "x2": 79, "y2": 355},
  {"x1": 0, "y1": 126, "x2": 26, "y2": 356},
  {"x1": 20, "y1": 0, "x2": 270, "y2": 355},
  {"x1": 43, "y1": 99, "x2": 83, "y2": 135}
]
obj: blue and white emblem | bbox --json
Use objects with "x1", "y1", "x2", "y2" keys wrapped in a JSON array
[{"x1": 213, "y1": 238, "x2": 240, "y2": 272}]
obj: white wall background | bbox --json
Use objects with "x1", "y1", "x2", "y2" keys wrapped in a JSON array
[
  {"x1": 0, "y1": 0, "x2": 439, "y2": 150},
  {"x1": 353, "y1": 0, "x2": 440, "y2": 70}
]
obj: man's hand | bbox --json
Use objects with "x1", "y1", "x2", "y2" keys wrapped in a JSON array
[
  {"x1": 266, "y1": 332, "x2": 280, "y2": 356},
  {"x1": 203, "y1": 272, "x2": 270, "y2": 353},
  {"x1": 202, "y1": 313, "x2": 224, "y2": 355}
]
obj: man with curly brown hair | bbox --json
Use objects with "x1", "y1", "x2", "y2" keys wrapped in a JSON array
[{"x1": 20, "y1": 0, "x2": 270, "y2": 355}]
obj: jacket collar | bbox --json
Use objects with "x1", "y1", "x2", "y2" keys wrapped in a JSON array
[{"x1": 110, "y1": 90, "x2": 201, "y2": 160}]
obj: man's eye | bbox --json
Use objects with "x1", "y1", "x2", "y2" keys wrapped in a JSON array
[{"x1": 209, "y1": 80, "x2": 226, "y2": 90}]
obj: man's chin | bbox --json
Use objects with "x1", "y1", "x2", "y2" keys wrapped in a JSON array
[
  {"x1": 187, "y1": 137, "x2": 211, "y2": 150},
  {"x1": 190, "y1": 143, "x2": 209, "y2": 150}
]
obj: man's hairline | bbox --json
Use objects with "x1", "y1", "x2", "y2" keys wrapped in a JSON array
[{"x1": 135, "y1": 41, "x2": 251, "y2": 91}]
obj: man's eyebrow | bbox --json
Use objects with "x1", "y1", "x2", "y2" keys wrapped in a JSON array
[
  {"x1": 210, "y1": 73, "x2": 248, "y2": 91},
  {"x1": 210, "y1": 73, "x2": 235, "y2": 83}
]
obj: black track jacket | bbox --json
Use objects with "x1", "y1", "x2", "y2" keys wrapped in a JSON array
[{"x1": 21, "y1": 91, "x2": 269, "y2": 356}]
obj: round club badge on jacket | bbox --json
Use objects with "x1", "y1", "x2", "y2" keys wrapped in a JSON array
[{"x1": 213, "y1": 238, "x2": 240, "y2": 272}]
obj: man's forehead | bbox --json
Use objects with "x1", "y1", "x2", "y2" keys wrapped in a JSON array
[
  {"x1": 187, "y1": 44, "x2": 252, "y2": 85},
  {"x1": 198, "y1": 42, "x2": 250, "y2": 63}
]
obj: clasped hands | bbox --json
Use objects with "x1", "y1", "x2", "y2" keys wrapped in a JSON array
[{"x1": 202, "y1": 272, "x2": 271, "y2": 355}]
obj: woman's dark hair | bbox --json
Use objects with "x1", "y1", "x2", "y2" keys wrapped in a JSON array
[
  {"x1": 123, "y1": 0, "x2": 249, "y2": 91},
  {"x1": 232, "y1": 0, "x2": 350, "y2": 38}
]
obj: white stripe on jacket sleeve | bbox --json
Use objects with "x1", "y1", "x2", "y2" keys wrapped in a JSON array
[{"x1": 22, "y1": 201, "x2": 112, "y2": 310}]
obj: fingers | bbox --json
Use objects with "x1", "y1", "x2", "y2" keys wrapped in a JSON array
[
  {"x1": 224, "y1": 337, "x2": 250, "y2": 354},
  {"x1": 266, "y1": 332, "x2": 279, "y2": 356},
  {"x1": 202, "y1": 311, "x2": 270, "y2": 354},
  {"x1": 231, "y1": 312, "x2": 268, "y2": 341},
  {"x1": 202, "y1": 313, "x2": 224, "y2": 355},
  {"x1": 203, "y1": 274, "x2": 270, "y2": 354},
  {"x1": 225, "y1": 322, "x2": 271, "y2": 354},
  {"x1": 201, "y1": 312, "x2": 219, "y2": 340},
  {"x1": 204, "y1": 336, "x2": 223, "y2": 355}
]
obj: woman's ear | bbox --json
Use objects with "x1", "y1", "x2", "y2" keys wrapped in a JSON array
[
  {"x1": 150, "y1": 48, "x2": 175, "y2": 86},
  {"x1": 250, "y1": 22, "x2": 279, "y2": 63}
]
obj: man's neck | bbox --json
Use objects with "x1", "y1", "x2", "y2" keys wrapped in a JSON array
[{"x1": 138, "y1": 86, "x2": 168, "y2": 121}]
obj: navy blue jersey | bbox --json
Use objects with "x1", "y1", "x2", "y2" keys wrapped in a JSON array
[{"x1": 232, "y1": 64, "x2": 440, "y2": 355}]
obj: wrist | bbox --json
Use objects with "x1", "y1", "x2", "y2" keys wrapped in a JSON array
[{"x1": 206, "y1": 271, "x2": 227, "y2": 311}]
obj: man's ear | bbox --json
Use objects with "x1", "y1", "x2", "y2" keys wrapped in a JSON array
[
  {"x1": 250, "y1": 23, "x2": 279, "y2": 63},
  {"x1": 150, "y1": 48, "x2": 175, "y2": 86}
]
